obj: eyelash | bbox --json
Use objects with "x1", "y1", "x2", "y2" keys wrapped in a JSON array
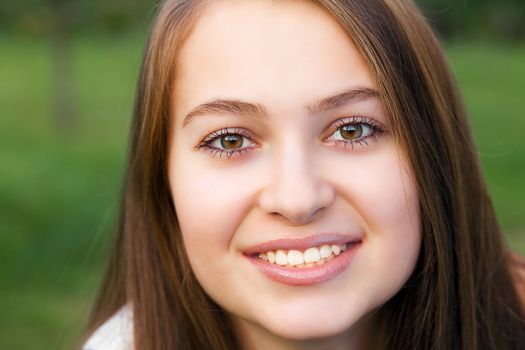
[
  {"x1": 196, "y1": 126, "x2": 256, "y2": 159},
  {"x1": 328, "y1": 116, "x2": 386, "y2": 150},
  {"x1": 196, "y1": 116, "x2": 386, "y2": 159}
]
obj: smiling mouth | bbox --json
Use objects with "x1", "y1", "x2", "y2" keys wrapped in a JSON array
[
  {"x1": 245, "y1": 237, "x2": 362, "y2": 285},
  {"x1": 257, "y1": 243, "x2": 351, "y2": 268}
]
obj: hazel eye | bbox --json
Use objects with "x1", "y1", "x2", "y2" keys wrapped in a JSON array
[
  {"x1": 210, "y1": 134, "x2": 254, "y2": 150},
  {"x1": 218, "y1": 134, "x2": 244, "y2": 149},
  {"x1": 333, "y1": 123, "x2": 372, "y2": 141},
  {"x1": 324, "y1": 116, "x2": 386, "y2": 150},
  {"x1": 197, "y1": 127, "x2": 258, "y2": 159}
]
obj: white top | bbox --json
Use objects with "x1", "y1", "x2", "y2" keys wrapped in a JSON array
[{"x1": 82, "y1": 305, "x2": 134, "y2": 350}]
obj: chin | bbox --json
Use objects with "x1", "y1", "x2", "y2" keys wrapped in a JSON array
[{"x1": 256, "y1": 310, "x2": 360, "y2": 341}]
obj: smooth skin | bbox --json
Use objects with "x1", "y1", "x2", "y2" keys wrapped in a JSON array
[{"x1": 169, "y1": 1, "x2": 421, "y2": 349}]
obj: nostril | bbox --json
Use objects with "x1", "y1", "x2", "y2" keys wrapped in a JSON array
[
  {"x1": 260, "y1": 190, "x2": 333, "y2": 224},
  {"x1": 278, "y1": 207, "x2": 323, "y2": 225},
  {"x1": 257, "y1": 167, "x2": 335, "y2": 224}
]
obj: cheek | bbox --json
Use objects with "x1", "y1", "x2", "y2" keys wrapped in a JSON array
[
  {"x1": 169, "y1": 149, "x2": 265, "y2": 261},
  {"x1": 358, "y1": 157, "x2": 419, "y2": 236},
  {"x1": 324, "y1": 148, "x2": 419, "y2": 230},
  {"x1": 370, "y1": 160, "x2": 420, "y2": 296},
  {"x1": 326, "y1": 149, "x2": 421, "y2": 292}
]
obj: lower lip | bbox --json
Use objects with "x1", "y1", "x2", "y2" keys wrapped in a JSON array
[{"x1": 245, "y1": 242, "x2": 361, "y2": 286}]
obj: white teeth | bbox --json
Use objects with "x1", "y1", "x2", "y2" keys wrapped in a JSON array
[
  {"x1": 319, "y1": 245, "x2": 332, "y2": 258},
  {"x1": 287, "y1": 250, "x2": 304, "y2": 266},
  {"x1": 275, "y1": 250, "x2": 288, "y2": 265},
  {"x1": 303, "y1": 247, "x2": 321, "y2": 263},
  {"x1": 332, "y1": 244, "x2": 341, "y2": 256},
  {"x1": 258, "y1": 243, "x2": 350, "y2": 268}
]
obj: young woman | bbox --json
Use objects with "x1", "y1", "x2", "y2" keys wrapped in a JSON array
[{"x1": 82, "y1": 0, "x2": 525, "y2": 349}]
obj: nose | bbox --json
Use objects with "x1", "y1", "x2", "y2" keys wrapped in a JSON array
[{"x1": 257, "y1": 143, "x2": 335, "y2": 225}]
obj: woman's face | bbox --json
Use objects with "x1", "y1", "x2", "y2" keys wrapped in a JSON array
[{"x1": 169, "y1": 0, "x2": 421, "y2": 346}]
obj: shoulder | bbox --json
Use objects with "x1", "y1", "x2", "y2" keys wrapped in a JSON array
[
  {"x1": 510, "y1": 251, "x2": 525, "y2": 309},
  {"x1": 82, "y1": 305, "x2": 134, "y2": 350}
]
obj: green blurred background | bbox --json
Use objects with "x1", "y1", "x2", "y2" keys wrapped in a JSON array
[{"x1": 0, "y1": 0, "x2": 524, "y2": 349}]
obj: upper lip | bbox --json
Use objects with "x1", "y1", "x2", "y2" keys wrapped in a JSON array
[{"x1": 242, "y1": 233, "x2": 362, "y2": 255}]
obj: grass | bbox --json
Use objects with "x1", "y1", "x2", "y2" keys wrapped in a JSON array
[
  {"x1": 0, "y1": 36, "x2": 524, "y2": 349},
  {"x1": 446, "y1": 42, "x2": 525, "y2": 252},
  {"x1": 0, "y1": 35, "x2": 141, "y2": 349},
  {"x1": 448, "y1": 44, "x2": 525, "y2": 231}
]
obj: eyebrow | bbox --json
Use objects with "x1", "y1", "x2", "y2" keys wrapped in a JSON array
[{"x1": 181, "y1": 87, "x2": 379, "y2": 127}]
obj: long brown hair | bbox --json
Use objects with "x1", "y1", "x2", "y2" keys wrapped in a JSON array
[{"x1": 84, "y1": 0, "x2": 525, "y2": 348}]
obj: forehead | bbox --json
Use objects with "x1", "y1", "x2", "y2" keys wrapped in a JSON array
[{"x1": 173, "y1": 0, "x2": 376, "y2": 120}]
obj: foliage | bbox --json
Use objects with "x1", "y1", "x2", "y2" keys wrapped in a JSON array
[
  {"x1": 418, "y1": 0, "x2": 525, "y2": 41},
  {"x1": 0, "y1": 0, "x2": 524, "y2": 41},
  {"x1": 0, "y1": 0, "x2": 156, "y2": 37}
]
